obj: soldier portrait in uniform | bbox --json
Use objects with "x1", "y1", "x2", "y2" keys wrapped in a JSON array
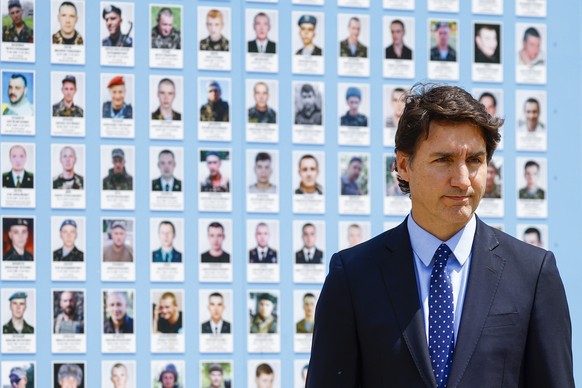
[
  {"x1": 295, "y1": 292, "x2": 316, "y2": 334},
  {"x1": 103, "y1": 291, "x2": 134, "y2": 334},
  {"x1": 248, "y1": 82, "x2": 276, "y2": 124},
  {"x1": 102, "y1": 220, "x2": 133, "y2": 263},
  {"x1": 53, "y1": 290, "x2": 84, "y2": 334},
  {"x1": 102, "y1": 75, "x2": 132, "y2": 119},
  {"x1": 295, "y1": 154, "x2": 323, "y2": 195},
  {"x1": 52, "y1": 1, "x2": 83, "y2": 45},
  {"x1": 249, "y1": 293, "x2": 278, "y2": 334},
  {"x1": 151, "y1": 6, "x2": 180, "y2": 49},
  {"x1": 200, "y1": 8, "x2": 229, "y2": 51},
  {"x1": 102, "y1": 148, "x2": 133, "y2": 191},
  {"x1": 2, "y1": 218, "x2": 33, "y2": 262},
  {"x1": 1, "y1": 0, "x2": 33, "y2": 43},
  {"x1": 430, "y1": 20, "x2": 457, "y2": 62},
  {"x1": 294, "y1": 83, "x2": 322, "y2": 125},
  {"x1": 200, "y1": 151, "x2": 229, "y2": 193},
  {"x1": 339, "y1": 16, "x2": 367, "y2": 58},
  {"x1": 2, "y1": 72, "x2": 34, "y2": 116},
  {"x1": 385, "y1": 19, "x2": 413, "y2": 60},
  {"x1": 152, "y1": 220, "x2": 182, "y2": 263},
  {"x1": 152, "y1": 149, "x2": 181, "y2": 192},
  {"x1": 248, "y1": 222, "x2": 277, "y2": 264},
  {"x1": 519, "y1": 160, "x2": 545, "y2": 200},
  {"x1": 53, "y1": 219, "x2": 84, "y2": 262},
  {"x1": 52, "y1": 75, "x2": 83, "y2": 118},
  {"x1": 2, "y1": 144, "x2": 33, "y2": 188},
  {"x1": 385, "y1": 87, "x2": 406, "y2": 128},
  {"x1": 296, "y1": 14, "x2": 321, "y2": 56},
  {"x1": 152, "y1": 78, "x2": 181, "y2": 121},
  {"x1": 200, "y1": 80, "x2": 229, "y2": 122},
  {"x1": 340, "y1": 156, "x2": 366, "y2": 196},
  {"x1": 201, "y1": 292, "x2": 231, "y2": 334},
  {"x1": 2, "y1": 291, "x2": 34, "y2": 334},
  {"x1": 248, "y1": 12, "x2": 276, "y2": 54},
  {"x1": 340, "y1": 86, "x2": 367, "y2": 127},
  {"x1": 201, "y1": 222, "x2": 230, "y2": 263},
  {"x1": 484, "y1": 159, "x2": 502, "y2": 199},
  {"x1": 101, "y1": 4, "x2": 132, "y2": 47},
  {"x1": 295, "y1": 223, "x2": 323, "y2": 264},
  {"x1": 248, "y1": 152, "x2": 276, "y2": 194},
  {"x1": 53, "y1": 146, "x2": 84, "y2": 190}
]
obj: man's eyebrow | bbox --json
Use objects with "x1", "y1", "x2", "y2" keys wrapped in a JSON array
[{"x1": 429, "y1": 151, "x2": 486, "y2": 158}]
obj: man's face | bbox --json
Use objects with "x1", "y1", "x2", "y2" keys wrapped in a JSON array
[
  {"x1": 524, "y1": 101, "x2": 540, "y2": 130},
  {"x1": 157, "y1": 82, "x2": 176, "y2": 110},
  {"x1": 347, "y1": 226, "x2": 363, "y2": 247},
  {"x1": 61, "y1": 81, "x2": 77, "y2": 105},
  {"x1": 255, "y1": 160, "x2": 272, "y2": 184},
  {"x1": 391, "y1": 91, "x2": 405, "y2": 120},
  {"x1": 207, "y1": 87, "x2": 221, "y2": 103},
  {"x1": 60, "y1": 292, "x2": 76, "y2": 316},
  {"x1": 111, "y1": 366, "x2": 128, "y2": 388},
  {"x1": 112, "y1": 156, "x2": 125, "y2": 174},
  {"x1": 158, "y1": 298, "x2": 176, "y2": 320},
  {"x1": 348, "y1": 19, "x2": 360, "y2": 40},
  {"x1": 524, "y1": 231, "x2": 542, "y2": 247},
  {"x1": 258, "y1": 299, "x2": 274, "y2": 319},
  {"x1": 157, "y1": 14, "x2": 174, "y2": 37},
  {"x1": 208, "y1": 295, "x2": 224, "y2": 322},
  {"x1": 303, "y1": 296, "x2": 316, "y2": 318},
  {"x1": 107, "y1": 293, "x2": 127, "y2": 323},
  {"x1": 8, "y1": 6, "x2": 22, "y2": 25},
  {"x1": 105, "y1": 12, "x2": 122, "y2": 35},
  {"x1": 206, "y1": 16, "x2": 223, "y2": 40},
  {"x1": 524, "y1": 165, "x2": 539, "y2": 186},
  {"x1": 347, "y1": 161, "x2": 362, "y2": 181},
  {"x1": 301, "y1": 91, "x2": 315, "y2": 111},
  {"x1": 109, "y1": 85, "x2": 126, "y2": 110},
  {"x1": 158, "y1": 153, "x2": 176, "y2": 179},
  {"x1": 208, "y1": 226, "x2": 225, "y2": 251},
  {"x1": 8, "y1": 78, "x2": 26, "y2": 105},
  {"x1": 476, "y1": 28, "x2": 497, "y2": 57},
  {"x1": 208, "y1": 371, "x2": 223, "y2": 388},
  {"x1": 256, "y1": 373, "x2": 274, "y2": 388},
  {"x1": 299, "y1": 23, "x2": 315, "y2": 46},
  {"x1": 58, "y1": 5, "x2": 78, "y2": 35},
  {"x1": 254, "y1": 15, "x2": 270, "y2": 41},
  {"x1": 436, "y1": 25, "x2": 450, "y2": 46},
  {"x1": 158, "y1": 223, "x2": 175, "y2": 248},
  {"x1": 9, "y1": 297, "x2": 26, "y2": 320},
  {"x1": 254, "y1": 84, "x2": 269, "y2": 108},
  {"x1": 298, "y1": 158, "x2": 318, "y2": 188},
  {"x1": 396, "y1": 121, "x2": 487, "y2": 239},
  {"x1": 479, "y1": 95, "x2": 496, "y2": 117},
  {"x1": 347, "y1": 96, "x2": 360, "y2": 114},
  {"x1": 59, "y1": 377, "x2": 79, "y2": 388},
  {"x1": 523, "y1": 35, "x2": 541, "y2": 61},
  {"x1": 391, "y1": 22, "x2": 404, "y2": 45},
  {"x1": 60, "y1": 147, "x2": 76, "y2": 172},
  {"x1": 9, "y1": 146, "x2": 26, "y2": 172},
  {"x1": 161, "y1": 372, "x2": 175, "y2": 388},
  {"x1": 60, "y1": 225, "x2": 77, "y2": 249},
  {"x1": 111, "y1": 227, "x2": 126, "y2": 248},
  {"x1": 302, "y1": 225, "x2": 316, "y2": 249},
  {"x1": 486, "y1": 165, "x2": 497, "y2": 191},
  {"x1": 8, "y1": 225, "x2": 28, "y2": 250},
  {"x1": 255, "y1": 225, "x2": 269, "y2": 248},
  {"x1": 206, "y1": 155, "x2": 221, "y2": 175}
]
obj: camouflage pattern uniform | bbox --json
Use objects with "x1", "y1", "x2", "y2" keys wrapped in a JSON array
[
  {"x1": 53, "y1": 173, "x2": 84, "y2": 190},
  {"x1": 248, "y1": 106, "x2": 276, "y2": 124},
  {"x1": 2, "y1": 22, "x2": 33, "y2": 43},
  {"x1": 52, "y1": 30, "x2": 83, "y2": 45},
  {"x1": 339, "y1": 39, "x2": 368, "y2": 58},
  {"x1": 199, "y1": 36, "x2": 229, "y2": 51},
  {"x1": 102, "y1": 168, "x2": 133, "y2": 191},
  {"x1": 340, "y1": 112, "x2": 368, "y2": 127},
  {"x1": 151, "y1": 27, "x2": 181, "y2": 49},
  {"x1": 53, "y1": 246, "x2": 84, "y2": 262},
  {"x1": 52, "y1": 100, "x2": 84, "y2": 118},
  {"x1": 200, "y1": 100, "x2": 229, "y2": 122},
  {"x1": 3, "y1": 319, "x2": 34, "y2": 334}
]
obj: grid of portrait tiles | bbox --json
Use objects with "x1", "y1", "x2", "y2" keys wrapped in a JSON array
[{"x1": 0, "y1": 0, "x2": 550, "y2": 386}]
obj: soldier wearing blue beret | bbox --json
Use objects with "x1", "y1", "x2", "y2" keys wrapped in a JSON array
[
  {"x1": 340, "y1": 87, "x2": 368, "y2": 127},
  {"x1": 102, "y1": 4, "x2": 132, "y2": 47},
  {"x1": 3, "y1": 291, "x2": 34, "y2": 334},
  {"x1": 296, "y1": 15, "x2": 322, "y2": 56}
]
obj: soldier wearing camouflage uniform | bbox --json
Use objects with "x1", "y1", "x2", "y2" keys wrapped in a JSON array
[
  {"x1": 52, "y1": 1, "x2": 83, "y2": 45},
  {"x1": 3, "y1": 292, "x2": 34, "y2": 334},
  {"x1": 248, "y1": 82, "x2": 276, "y2": 124},
  {"x1": 2, "y1": 218, "x2": 33, "y2": 261},
  {"x1": 339, "y1": 17, "x2": 367, "y2": 58},
  {"x1": 340, "y1": 87, "x2": 368, "y2": 127},
  {"x1": 151, "y1": 7, "x2": 180, "y2": 49},
  {"x1": 102, "y1": 148, "x2": 133, "y2": 191},
  {"x1": 101, "y1": 5, "x2": 132, "y2": 47},
  {"x1": 199, "y1": 8, "x2": 229, "y2": 51},
  {"x1": 53, "y1": 146, "x2": 84, "y2": 190},
  {"x1": 53, "y1": 219, "x2": 84, "y2": 262},
  {"x1": 2, "y1": 0, "x2": 33, "y2": 43},
  {"x1": 52, "y1": 75, "x2": 84, "y2": 118},
  {"x1": 200, "y1": 81, "x2": 229, "y2": 122}
]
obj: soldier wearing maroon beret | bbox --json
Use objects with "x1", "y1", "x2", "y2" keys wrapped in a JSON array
[{"x1": 102, "y1": 76, "x2": 133, "y2": 119}]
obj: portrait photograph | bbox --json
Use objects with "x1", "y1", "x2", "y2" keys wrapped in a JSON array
[
  {"x1": 149, "y1": 4, "x2": 183, "y2": 69},
  {"x1": 473, "y1": 88, "x2": 504, "y2": 149},
  {"x1": 100, "y1": 2, "x2": 134, "y2": 67},
  {"x1": 339, "y1": 152, "x2": 371, "y2": 215},
  {"x1": 1, "y1": 216, "x2": 35, "y2": 281},
  {"x1": 383, "y1": 85, "x2": 408, "y2": 147},
  {"x1": 516, "y1": 157, "x2": 548, "y2": 219},
  {"x1": 102, "y1": 360, "x2": 136, "y2": 388},
  {"x1": 51, "y1": 289, "x2": 86, "y2": 353},
  {"x1": 293, "y1": 289, "x2": 319, "y2": 353},
  {"x1": 472, "y1": 22, "x2": 502, "y2": 82},
  {"x1": 1, "y1": 0, "x2": 35, "y2": 62},
  {"x1": 516, "y1": 0, "x2": 546, "y2": 17},
  {"x1": 294, "y1": 359, "x2": 310, "y2": 388},
  {"x1": 200, "y1": 361, "x2": 233, "y2": 388},
  {"x1": 51, "y1": 216, "x2": 86, "y2": 282},
  {"x1": 338, "y1": 83, "x2": 370, "y2": 146},
  {"x1": 197, "y1": 6, "x2": 231, "y2": 71},
  {"x1": 383, "y1": 154, "x2": 412, "y2": 216},
  {"x1": 149, "y1": 218, "x2": 184, "y2": 283},
  {"x1": 478, "y1": 156, "x2": 504, "y2": 218},
  {"x1": 149, "y1": 75, "x2": 184, "y2": 140},
  {"x1": 101, "y1": 218, "x2": 135, "y2": 282},
  {"x1": 247, "y1": 290, "x2": 280, "y2": 353},
  {"x1": 292, "y1": 150, "x2": 325, "y2": 214},
  {"x1": 1, "y1": 70, "x2": 35, "y2": 135},
  {"x1": 101, "y1": 289, "x2": 136, "y2": 353},
  {"x1": 292, "y1": 81, "x2": 324, "y2": 144},
  {"x1": 198, "y1": 289, "x2": 233, "y2": 353},
  {"x1": 1, "y1": 142, "x2": 36, "y2": 208},
  {"x1": 472, "y1": 0, "x2": 503, "y2": 14},
  {"x1": 198, "y1": 149, "x2": 232, "y2": 213},
  {"x1": 1, "y1": 288, "x2": 36, "y2": 354},
  {"x1": 50, "y1": 144, "x2": 86, "y2": 209},
  {"x1": 100, "y1": 145, "x2": 135, "y2": 210},
  {"x1": 517, "y1": 224, "x2": 548, "y2": 250},
  {"x1": 427, "y1": 19, "x2": 460, "y2": 81},
  {"x1": 149, "y1": 146, "x2": 184, "y2": 211},
  {"x1": 246, "y1": 219, "x2": 280, "y2": 283},
  {"x1": 291, "y1": 11, "x2": 324, "y2": 75},
  {"x1": 198, "y1": 218, "x2": 233, "y2": 283},
  {"x1": 245, "y1": 9, "x2": 278, "y2": 73},
  {"x1": 151, "y1": 361, "x2": 185, "y2": 388},
  {"x1": 50, "y1": 72, "x2": 85, "y2": 137},
  {"x1": 246, "y1": 79, "x2": 279, "y2": 143},
  {"x1": 100, "y1": 73, "x2": 135, "y2": 138},
  {"x1": 515, "y1": 89, "x2": 547, "y2": 151},
  {"x1": 247, "y1": 360, "x2": 281, "y2": 388},
  {"x1": 383, "y1": 16, "x2": 415, "y2": 79},
  {"x1": 1, "y1": 361, "x2": 35, "y2": 388},
  {"x1": 293, "y1": 220, "x2": 326, "y2": 284},
  {"x1": 338, "y1": 221, "x2": 371, "y2": 250},
  {"x1": 337, "y1": 14, "x2": 370, "y2": 77},
  {"x1": 246, "y1": 149, "x2": 279, "y2": 213},
  {"x1": 198, "y1": 77, "x2": 232, "y2": 142},
  {"x1": 515, "y1": 23, "x2": 547, "y2": 84},
  {"x1": 150, "y1": 290, "x2": 185, "y2": 353},
  {"x1": 50, "y1": 0, "x2": 85, "y2": 65},
  {"x1": 52, "y1": 362, "x2": 85, "y2": 388}
]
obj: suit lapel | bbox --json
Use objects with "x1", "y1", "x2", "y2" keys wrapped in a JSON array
[
  {"x1": 377, "y1": 220, "x2": 436, "y2": 388},
  {"x1": 447, "y1": 219, "x2": 505, "y2": 387}
]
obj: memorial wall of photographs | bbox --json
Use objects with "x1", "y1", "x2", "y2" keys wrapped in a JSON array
[{"x1": 0, "y1": 0, "x2": 553, "y2": 386}]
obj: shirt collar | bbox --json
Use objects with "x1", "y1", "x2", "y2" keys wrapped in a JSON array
[
  {"x1": 11, "y1": 170, "x2": 24, "y2": 182},
  {"x1": 407, "y1": 213, "x2": 476, "y2": 268}
]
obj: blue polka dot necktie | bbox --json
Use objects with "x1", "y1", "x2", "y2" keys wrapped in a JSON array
[{"x1": 429, "y1": 243, "x2": 455, "y2": 388}]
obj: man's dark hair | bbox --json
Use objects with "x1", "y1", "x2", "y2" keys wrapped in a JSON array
[
  {"x1": 158, "y1": 220, "x2": 175, "y2": 235},
  {"x1": 523, "y1": 27, "x2": 541, "y2": 42},
  {"x1": 524, "y1": 227, "x2": 541, "y2": 241},
  {"x1": 208, "y1": 222, "x2": 224, "y2": 232},
  {"x1": 59, "y1": 1, "x2": 78, "y2": 13},
  {"x1": 302, "y1": 222, "x2": 315, "y2": 233},
  {"x1": 158, "y1": 149, "x2": 175, "y2": 160},
  {"x1": 524, "y1": 160, "x2": 540, "y2": 171},
  {"x1": 303, "y1": 292, "x2": 315, "y2": 301},
  {"x1": 157, "y1": 7, "x2": 173, "y2": 22},
  {"x1": 10, "y1": 73, "x2": 27, "y2": 88},
  {"x1": 300, "y1": 84, "x2": 315, "y2": 95},
  {"x1": 298, "y1": 154, "x2": 318, "y2": 169},
  {"x1": 348, "y1": 17, "x2": 360, "y2": 26},
  {"x1": 348, "y1": 156, "x2": 363, "y2": 166},
  {"x1": 254, "y1": 12, "x2": 269, "y2": 24},
  {"x1": 255, "y1": 363, "x2": 274, "y2": 377},
  {"x1": 391, "y1": 19, "x2": 405, "y2": 33},
  {"x1": 158, "y1": 78, "x2": 176, "y2": 89},
  {"x1": 524, "y1": 97, "x2": 540, "y2": 111},
  {"x1": 395, "y1": 83, "x2": 503, "y2": 193},
  {"x1": 255, "y1": 152, "x2": 271, "y2": 164},
  {"x1": 479, "y1": 92, "x2": 497, "y2": 107},
  {"x1": 209, "y1": 292, "x2": 223, "y2": 300}
]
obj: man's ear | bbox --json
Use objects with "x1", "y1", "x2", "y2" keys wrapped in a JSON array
[{"x1": 395, "y1": 150, "x2": 410, "y2": 182}]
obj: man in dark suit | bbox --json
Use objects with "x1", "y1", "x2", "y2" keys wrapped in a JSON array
[
  {"x1": 152, "y1": 149, "x2": 182, "y2": 192},
  {"x1": 152, "y1": 221, "x2": 182, "y2": 263},
  {"x1": 307, "y1": 84, "x2": 573, "y2": 387},
  {"x1": 201, "y1": 292, "x2": 231, "y2": 334},
  {"x1": 247, "y1": 12, "x2": 276, "y2": 54},
  {"x1": 249, "y1": 222, "x2": 277, "y2": 263},
  {"x1": 295, "y1": 223, "x2": 323, "y2": 264},
  {"x1": 2, "y1": 144, "x2": 33, "y2": 188}
]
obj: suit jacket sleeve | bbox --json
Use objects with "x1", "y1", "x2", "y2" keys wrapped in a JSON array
[
  {"x1": 524, "y1": 251, "x2": 574, "y2": 387},
  {"x1": 307, "y1": 253, "x2": 360, "y2": 387}
]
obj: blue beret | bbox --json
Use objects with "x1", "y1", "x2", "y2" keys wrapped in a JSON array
[
  {"x1": 9, "y1": 291, "x2": 27, "y2": 301},
  {"x1": 208, "y1": 81, "x2": 221, "y2": 92},
  {"x1": 346, "y1": 87, "x2": 362, "y2": 100},
  {"x1": 111, "y1": 148, "x2": 125, "y2": 159},
  {"x1": 9, "y1": 367, "x2": 26, "y2": 384},
  {"x1": 60, "y1": 219, "x2": 77, "y2": 230},
  {"x1": 298, "y1": 15, "x2": 317, "y2": 27},
  {"x1": 62, "y1": 75, "x2": 76, "y2": 85}
]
